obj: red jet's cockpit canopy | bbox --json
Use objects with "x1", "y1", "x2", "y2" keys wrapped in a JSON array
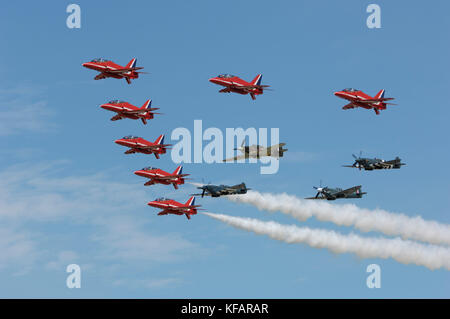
[
  {"x1": 108, "y1": 100, "x2": 125, "y2": 104},
  {"x1": 155, "y1": 197, "x2": 171, "y2": 202},
  {"x1": 90, "y1": 58, "x2": 110, "y2": 63},
  {"x1": 217, "y1": 74, "x2": 235, "y2": 78},
  {"x1": 142, "y1": 166, "x2": 157, "y2": 171},
  {"x1": 122, "y1": 135, "x2": 140, "y2": 139},
  {"x1": 342, "y1": 88, "x2": 359, "y2": 92}
]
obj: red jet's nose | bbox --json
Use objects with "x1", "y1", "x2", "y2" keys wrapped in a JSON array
[
  {"x1": 134, "y1": 170, "x2": 146, "y2": 177},
  {"x1": 114, "y1": 139, "x2": 125, "y2": 145},
  {"x1": 209, "y1": 77, "x2": 218, "y2": 83}
]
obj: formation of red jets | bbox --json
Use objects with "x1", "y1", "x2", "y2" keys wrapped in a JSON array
[{"x1": 82, "y1": 57, "x2": 397, "y2": 220}]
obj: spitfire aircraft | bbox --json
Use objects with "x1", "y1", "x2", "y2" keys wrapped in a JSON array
[
  {"x1": 334, "y1": 88, "x2": 396, "y2": 115},
  {"x1": 306, "y1": 182, "x2": 366, "y2": 200},
  {"x1": 223, "y1": 140, "x2": 288, "y2": 162},
  {"x1": 82, "y1": 58, "x2": 146, "y2": 84},
  {"x1": 209, "y1": 74, "x2": 270, "y2": 100},
  {"x1": 147, "y1": 196, "x2": 201, "y2": 220},
  {"x1": 114, "y1": 134, "x2": 171, "y2": 159},
  {"x1": 100, "y1": 99, "x2": 160, "y2": 125},
  {"x1": 134, "y1": 165, "x2": 189, "y2": 189},
  {"x1": 343, "y1": 153, "x2": 406, "y2": 171},
  {"x1": 192, "y1": 182, "x2": 250, "y2": 198}
]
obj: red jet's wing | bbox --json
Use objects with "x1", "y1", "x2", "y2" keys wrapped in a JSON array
[
  {"x1": 151, "y1": 176, "x2": 179, "y2": 181},
  {"x1": 228, "y1": 84, "x2": 269, "y2": 92},
  {"x1": 106, "y1": 67, "x2": 144, "y2": 74},
  {"x1": 342, "y1": 103, "x2": 356, "y2": 109}
]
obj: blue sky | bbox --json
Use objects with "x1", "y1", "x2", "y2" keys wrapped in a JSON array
[{"x1": 0, "y1": 0, "x2": 449, "y2": 298}]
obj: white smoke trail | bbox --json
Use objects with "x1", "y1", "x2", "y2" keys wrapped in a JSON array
[
  {"x1": 227, "y1": 191, "x2": 450, "y2": 246},
  {"x1": 204, "y1": 212, "x2": 450, "y2": 271}
]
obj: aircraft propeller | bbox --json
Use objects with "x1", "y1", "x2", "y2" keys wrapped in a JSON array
[
  {"x1": 351, "y1": 151, "x2": 363, "y2": 170},
  {"x1": 312, "y1": 180, "x2": 326, "y2": 198},
  {"x1": 233, "y1": 140, "x2": 246, "y2": 151}
]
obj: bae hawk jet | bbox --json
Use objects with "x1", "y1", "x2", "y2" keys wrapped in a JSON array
[
  {"x1": 334, "y1": 88, "x2": 396, "y2": 115},
  {"x1": 100, "y1": 99, "x2": 160, "y2": 125},
  {"x1": 147, "y1": 196, "x2": 201, "y2": 220},
  {"x1": 209, "y1": 74, "x2": 270, "y2": 100},
  {"x1": 82, "y1": 58, "x2": 146, "y2": 84}
]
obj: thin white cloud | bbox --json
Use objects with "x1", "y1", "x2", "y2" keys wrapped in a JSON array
[
  {"x1": 92, "y1": 215, "x2": 198, "y2": 264},
  {"x1": 112, "y1": 277, "x2": 183, "y2": 289},
  {"x1": 45, "y1": 250, "x2": 79, "y2": 271},
  {"x1": 0, "y1": 160, "x2": 200, "y2": 277},
  {"x1": 0, "y1": 84, "x2": 55, "y2": 136},
  {"x1": 0, "y1": 226, "x2": 38, "y2": 272}
]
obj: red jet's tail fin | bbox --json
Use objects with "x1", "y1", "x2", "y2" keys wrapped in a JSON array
[
  {"x1": 374, "y1": 89, "x2": 385, "y2": 100},
  {"x1": 173, "y1": 165, "x2": 183, "y2": 175},
  {"x1": 141, "y1": 99, "x2": 152, "y2": 109},
  {"x1": 373, "y1": 89, "x2": 385, "y2": 113},
  {"x1": 154, "y1": 134, "x2": 165, "y2": 145},
  {"x1": 185, "y1": 196, "x2": 195, "y2": 206},
  {"x1": 125, "y1": 58, "x2": 137, "y2": 69},
  {"x1": 250, "y1": 74, "x2": 262, "y2": 86}
]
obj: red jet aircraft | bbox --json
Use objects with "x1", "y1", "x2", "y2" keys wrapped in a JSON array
[
  {"x1": 82, "y1": 58, "x2": 145, "y2": 84},
  {"x1": 334, "y1": 88, "x2": 396, "y2": 115},
  {"x1": 100, "y1": 99, "x2": 160, "y2": 125},
  {"x1": 147, "y1": 196, "x2": 200, "y2": 220},
  {"x1": 114, "y1": 134, "x2": 170, "y2": 159},
  {"x1": 209, "y1": 74, "x2": 269, "y2": 100},
  {"x1": 134, "y1": 165, "x2": 189, "y2": 189}
]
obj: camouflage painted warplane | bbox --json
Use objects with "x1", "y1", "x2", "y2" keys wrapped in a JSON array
[
  {"x1": 343, "y1": 153, "x2": 406, "y2": 171},
  {"x1": 192, "y1": 182, "x2": 250, "y2": 198},
  {"x1": 305, "y1": 182, "x2": 366, "y2": 200},
  {"x1": 223, "y1": 140, "x2": 288, "y2": 162}
]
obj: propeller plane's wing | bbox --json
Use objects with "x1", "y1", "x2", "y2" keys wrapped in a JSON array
[
  {"x1": 304, "y1": 196, "x2": 326, "y2": 200},
  {"x1": 223, "y1": 154, "x2": 249, "y2": 162},
  {"x1": 334, "y1": 185, "x2": 362, "y2": 197}
]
